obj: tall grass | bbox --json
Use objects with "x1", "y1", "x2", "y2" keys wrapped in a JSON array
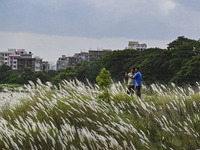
[{"x1": 0, "y1": 79, "x2": 200, "y2": 149}]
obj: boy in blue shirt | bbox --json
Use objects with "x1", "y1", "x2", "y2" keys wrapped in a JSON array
[{"x1": 133, "y1": 67, "x2": 142, "y2": 98}]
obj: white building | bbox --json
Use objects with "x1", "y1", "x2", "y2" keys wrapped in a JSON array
[
  {"x1": 56, "y1": 55, "x2": 69, "y2": 71},
  {"x1": 0, "y1": 50, "x2": 14, "y2": 66},
  {"x1": 127, "y1": 41, "x2": 147, "y2": 51},
  {"x1": 42, "y1": 61, "x2": 50, "y2": 72},
  {"x1": 35, "y1": 56, "x2": 43, "y2": 71}
]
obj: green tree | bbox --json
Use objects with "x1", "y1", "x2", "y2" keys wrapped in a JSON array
[
  {"x1": 0, "y1": 64, "x2": 20, "y2": 84},
  {"x1": 34, "y1": 71, "x2": 51, "y2": 83},
  {"x1": 46, "y1": 70, "x2": 59, "y2": 78},
  {"x1": 96, "y1": 68, "x2": 112, "y2": 104},
  {"x1": 101, "y1": 49, "x2": 141, "y2": 81},
  {"x1": 52, "y1": 67, "x2": 77, "y2": 86},
  {"x1": 167, "y1": 36, "x2": 193, "y2": 50},
  {"x1": 138, "y1": 49, "x2": 172, "y2": 84},
  {"x1": 171, "y1": 55, "x2": 200, "y2": 84},
  {"x1": 75, "y1": 59, "x2": 102, "y2": 83},
  {"x1": 19, "y1": 67, "x2": 35, "y2": 84},
  {"x1": 168, "y1": 37, "x2": 200, "y2": 77}
]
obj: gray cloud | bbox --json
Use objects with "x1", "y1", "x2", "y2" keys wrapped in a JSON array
[{"x1": 0, "y1": 0, "x2": 200, "y2": 63}]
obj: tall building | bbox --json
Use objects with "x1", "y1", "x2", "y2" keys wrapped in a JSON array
[
  {"x1": 9, "y1": 49, "x2": 30, "y2": 71},
  {"x1": 56, "y1": 55, "x2": 69, "y2": 71},
  {"x1": 35, "y1": 56, "x2": 43, "y2": 71},
  {"x1": 17, "y1": 52, "x2": 36, "y2": 73},
  {"x1": 0, "y1": 50, "x2": 14, "y2": 66},
  {"x1": 42, "y1": 61, "x2": 50, "y2": 72},
  {"x1": 88, "y1": 49, "x2": 112, "y2": 60},
  {"x1": 56, "y1": 55, "x2": 78, "y2": 71},
  {"x1": 74, "y1": 52, "x2": 89, "y2": 63},
  {"x1": 127, "y1": 41, "x2": 147, "y2": 50},
  {"x1": 67, "y1": 56, "x2": 77, "y2": 67},
  {"x1": 1, "y1": 49, "x2": 50, "y2": 73},
  {"x1": 56, "y1": 49, "x2": 112, "y2": 71}
]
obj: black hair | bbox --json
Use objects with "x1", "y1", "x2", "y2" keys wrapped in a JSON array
[{"x1": 135, "y1": 67, "x2": 139, "y2": 70}]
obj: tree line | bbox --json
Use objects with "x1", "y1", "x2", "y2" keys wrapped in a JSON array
[{"x1": 0, "y1": 36, "x2": 200, "y2": 86}]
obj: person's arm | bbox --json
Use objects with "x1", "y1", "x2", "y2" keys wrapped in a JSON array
[
  {"x1": 131, "y1": 73, "x2": 137, "y2": 79},
  {"x1": 125, "y1": 72, "x2": 128, "y2": 77}
]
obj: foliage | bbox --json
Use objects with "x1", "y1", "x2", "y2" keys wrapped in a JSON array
[
  {"x1": 171, "y1": 55, "x2": 200, "y2": 84},
  {"x1": 46, "y1": 70, "x2": 59, "y2": 78},
  {"x1": 0, "y1": 80, "x2": 200, "y2": 149},
  {"x1": 19, "y1": 67, "x2": 51, "y2": 84},
  {"x1": 101, "y1": 49, "x2": 139, "y2": 81},
  {"x1": 75, "y1": 59, "x2": 102, "y2": 83},
  {"x1": 96, "y1": 68, "x2": 112, "y2": 103},
  {"x1": 100, "y1": 36, "x2": 200, "y2": 85},
  {"x1": 0, "y1": 64, "x2": 20, "y2": 84},
  {"x1": 0, "y1": 36, "x2": 200, "y2": 85},
  {"x1": 96, "y1": 68, "x2": 112, "y2": 90},
  {"x1": 51, "y1": 67, "x2": 77, "y2": 86}
]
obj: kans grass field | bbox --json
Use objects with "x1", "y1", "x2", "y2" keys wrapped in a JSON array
[{"x1": 0, "y1": 79, "x2": 200, "y2": 150}]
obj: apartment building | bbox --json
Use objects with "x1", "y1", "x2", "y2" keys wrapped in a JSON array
[
  {"x1": 0, "y1": 50, "x2": 14, "y2": 66},
  {"x1": 56, "y1": 49, "x2": 112, "y2": 71},
  {"x1": 74, "y1": 52, "x2": 89, "y2": 63},
  {"x1": 9, "y1": 49, "x2": 26, "y2": 70},
  {"x1": 0, "y1": 49, "x2": 50, "y2": 73},
  {"x1": 42, "y1": 61, "x2": 50, "y2": 72},
  {"x1": 56, "y1": 55, "x2": 69, "y2": 71},
  {"x1": 35, "y1": 56, "x2": 43, "y2": 71},
  {"x1": 17, "y1": 52, "x2": 36, "y2": 73},
  {"x1": 88, "y1": 49, "x2": 112, "y2": 60},
  {"x1": 127, "y1": 41, "x2": 147, "y2": 50},
  {"x1": 67, "y1": 56, "x2": 77, "y2": 67}
]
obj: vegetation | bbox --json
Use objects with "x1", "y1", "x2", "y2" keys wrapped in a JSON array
[
  {"x1": 96, "y1": 68, "x2": 112, "y2": 104},
  {"x1": 0, "y1": 36, "x2": 200, "y2": 86},
  {"x1": 0, "y1": 36, "x2": 199, "y2": 149},
  {"x1": 0, "y1": 79, "x2": 200, "y2": 149}
]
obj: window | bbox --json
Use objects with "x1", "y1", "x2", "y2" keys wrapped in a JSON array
[{"x1": 28, "y1": 60, "x2": 32, "y2": 65}]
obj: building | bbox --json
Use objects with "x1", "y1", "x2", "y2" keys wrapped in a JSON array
[
  {"x1": 42, "y1": 61, "x2": 50, "y2": 72},
  {"x1": 56, "y1": 54, "x2": 79, "y2": 71},
  {"x1": 88, "y1": 49, "x2": 112, "y2": 60},
  {"x1": 56, "y1": 55, "x2": 69, "y2": 71},
  {"x1": 35, "y1": 56, "x2": 43, "y2": 71},
  {"x1": 9, "y1": 49, "x2": 26, "y2": 70},
  {"x1": 0, "y1": 49, "x2": 50, "y2": 73},
  {"x1": 127, "y1": 41, "x2": 147, "y2": 50},
  {"x1": 9, "y1": 54, "x2": 20, "y2": 70},
  {"x1": 0, "y1": 50, "x2": 14, "y2": 66},
  {"x1": 56, "y1": 49, "x2": 112, "y2": 71},
  {"x1": 67, "y1": 56, "x2": 77, "y2": 67},
  {"x1": 17, "y1": 52, "x2": 36, "y2": 73},
  {"x1": 74, "y1": 52, "x2": 89, "y2": 63}
]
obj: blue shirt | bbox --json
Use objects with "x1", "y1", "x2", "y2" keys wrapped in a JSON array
[{"x1": 134, "y1": 72, "x2": 142, "y2": 86}]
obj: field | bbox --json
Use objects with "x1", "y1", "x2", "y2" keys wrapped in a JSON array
[{"x1": 0, "y1": 80, "x2": 200, "y2": 149}]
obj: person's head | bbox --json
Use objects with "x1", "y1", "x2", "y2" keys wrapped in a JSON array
[
  {"x1": 135, "y1": 67, "x2": 139, "y2": 73},
  {"x1": 131, "y1": 68, "x2": 135, "y2": 73}
]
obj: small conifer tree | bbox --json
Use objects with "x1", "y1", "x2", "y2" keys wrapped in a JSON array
[{"x1": 96, "y1": 68, "x2": 112, "y2": 104}]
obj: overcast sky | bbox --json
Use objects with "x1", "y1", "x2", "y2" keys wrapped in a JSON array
[{"x1": 1, "y1": 0, "x2": 200, "y2": 63}]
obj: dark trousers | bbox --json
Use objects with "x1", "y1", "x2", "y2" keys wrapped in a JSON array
[
  {"x1": 127, "y1": 85, "x2": 134, "y2": 95},
  {"x1": 136, "y1": 86, "x2": 141, "y2": 98}
]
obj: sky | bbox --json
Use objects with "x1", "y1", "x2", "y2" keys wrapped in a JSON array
[{"x1": 0, "y1": 0, "x2": 200, "y2": 63}]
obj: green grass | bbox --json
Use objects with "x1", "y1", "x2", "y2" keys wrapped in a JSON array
[{"x1": 0, "y1": 80, "x2": 200, "y2": 149}]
